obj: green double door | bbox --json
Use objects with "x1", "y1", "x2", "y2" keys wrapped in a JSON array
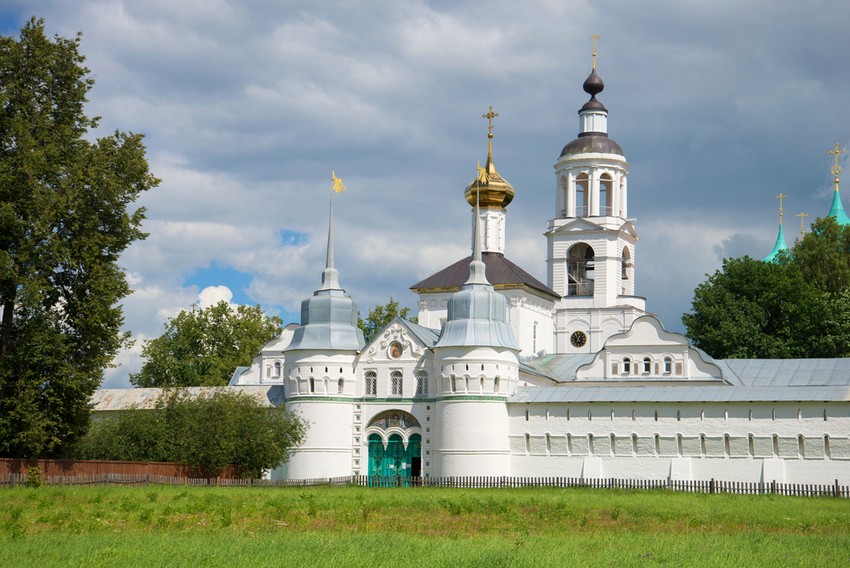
[{"x1": 368, "y1": 433, "x2": 421, "y2": 478}]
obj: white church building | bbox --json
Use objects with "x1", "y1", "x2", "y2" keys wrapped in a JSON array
[{"x1": 112, "y1": 63, "x2": 850, "y2": 485}]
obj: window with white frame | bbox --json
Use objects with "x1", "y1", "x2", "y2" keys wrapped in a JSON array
[
  {"x1": 391, "y1": 370, "x2": 403, "y2": 396},
  {"x1": 364, "y1": 371, "x2": 377, "y2": 396},
  {"x1": 416, "y1": 371, "x2": 428, "y2": 397},
  {"x1": 663, "y1": 356, "x2": 672, "y2": 374}
]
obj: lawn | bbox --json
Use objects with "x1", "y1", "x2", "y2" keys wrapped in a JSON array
[{"x1": 1, "y1": 484, "x2": 848, "y2": 566}]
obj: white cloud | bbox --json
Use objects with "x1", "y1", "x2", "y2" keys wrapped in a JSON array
[{"x1": 4, "y1": 0, "x2": 849, "y2": 387}]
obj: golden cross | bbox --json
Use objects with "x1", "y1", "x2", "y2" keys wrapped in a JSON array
[
  {"x1": 482, "y1": 105, "x2": 499, "y2": 139},
  {"x1": 774, "y1": 193, "x2": 787, "y2": 221},
  {"x1": 797, "y1": 212, "x2": 809, "y2": 236},
  {"x1": 590, "y1": 34, "x2": 600, "y2": 70},
  {"x1": 829, "y1": 142, "x2": 846, "y2": 177}
]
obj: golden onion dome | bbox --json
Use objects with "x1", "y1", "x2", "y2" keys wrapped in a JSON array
[{"x1": 464, "y1": 105, "x2": 514, "y2": 208}]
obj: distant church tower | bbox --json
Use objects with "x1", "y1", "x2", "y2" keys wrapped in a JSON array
[
  {"x1": 546, "y1": 47, "x2": 647, "y2": 353},
  {"x1": 764, "y1": 193, "x2": 788, "y2": 262},
  {"x1": 827, "y1": 142, "x2": 849, "y2": 226}
]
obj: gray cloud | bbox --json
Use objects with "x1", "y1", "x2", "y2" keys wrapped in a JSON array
[{"x1": 4, "y1": 0, "x2": 849, "y2": 387}]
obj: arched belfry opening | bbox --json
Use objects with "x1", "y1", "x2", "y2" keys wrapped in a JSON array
[
  {"x1": 365, "y1": 410, "x2": 422, "y2": 480},
  {"x1": 568, "y1": 243, "x2": 595, "y2": 296},
  {"x1": 599, "y1": 173, "x2": 613, "y2": 216},
  {"x1": 576, "y1": 173, "x2": 590, "y2": 217}
]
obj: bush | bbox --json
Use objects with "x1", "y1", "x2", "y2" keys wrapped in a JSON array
[
  {"x1": 73, "y1": 389, "x2": 307, "y2": 478},
  {"x1": 24, "y1": 466, "x2": 42, "y2": 488}
]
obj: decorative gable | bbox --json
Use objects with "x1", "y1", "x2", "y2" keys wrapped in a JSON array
[{"x1": 575, "y1": 316, "x2": 725, "y2": 382}]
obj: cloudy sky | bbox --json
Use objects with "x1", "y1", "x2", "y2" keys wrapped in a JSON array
[{"x1": 2, "y1": 1, "x2": 849, "y2": 387}]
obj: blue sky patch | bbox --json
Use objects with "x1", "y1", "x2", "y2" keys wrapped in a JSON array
[{"x1": 278, "y1": 229, "x2": 309, "y2": 247}]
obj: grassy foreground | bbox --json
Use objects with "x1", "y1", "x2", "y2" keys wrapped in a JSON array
[{"x1": 1, "y1": 485, "x2": 848, "y2": 567}]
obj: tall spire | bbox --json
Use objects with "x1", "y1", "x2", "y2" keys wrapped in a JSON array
[
  {"x1": 764, "y1": 193, "x2": 789, "y2": 262},
  {"x1": 320, "y1": 172, "x2": 345, "y2": 290},
  {"x1": 827, "y1": 142, "x2": 850, "y2": 226},
  {"x1": 466, "y1": 166, "x2": 490, "y2": 286}
]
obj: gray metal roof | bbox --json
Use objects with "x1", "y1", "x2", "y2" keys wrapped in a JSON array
[
  {"x1": 403, "y1": 320, "x2": 440, "y2": 347},
  {"x1": 510, "y1": 384, "x2": 850, "y2": 404},
  {"x1": 513, "y1": 355, "x2": 850, "y2": 403}
]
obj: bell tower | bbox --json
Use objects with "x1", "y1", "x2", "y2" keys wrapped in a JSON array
[{"x1": 546, "y1": 42, "x2": 647, "y2": 354}]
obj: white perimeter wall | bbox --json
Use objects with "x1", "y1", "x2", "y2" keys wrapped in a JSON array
[{"x1": 508, "y1": 401, "x2": 850, "y2": 484}]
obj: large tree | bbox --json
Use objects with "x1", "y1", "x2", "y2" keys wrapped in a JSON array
[
  {"x1": 683, "y1": 217, "x2": 850, "y2": 359},
  {"x1": 74, "y1": 389, "x2": 307, "y2": 478},
  {"x1": 0, "y1": 18, "x2": 158, "y2": 457},
  {"x1": 131, "y1": 301, "x2": 282, "y2": 388},
  {"x1": 358, "y1": 297, "x2": 417, "y2": 343}
]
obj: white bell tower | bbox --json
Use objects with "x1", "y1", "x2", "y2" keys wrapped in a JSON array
[{"x1": 546, "y1": 48, "x2": 647, "y2": 354}]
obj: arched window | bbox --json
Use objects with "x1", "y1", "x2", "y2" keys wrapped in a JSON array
[
  {"x1": 390, "y1": 371, "x2": 403, "y2": 396},
  {"x1": 309, "y1": 378, "x2": 315, "y2": 393},
  {"x1": 337, "y1": 378, "x2": 345, "y2": 394},
  {"x1": 273, "y1": 361, "x2": 282, "y2": 377},
  {"x1": 532, "y1": 322, "x2": 538, "y2": 353},
  {"x1": 621, "y1": 247, "x2": 631, "y2": 280},
  {"x1": 576, "y1": 173, "x2": 589, "y2": 217},
  {"x1": 494, "y1": 377, "x2": 500, "y2": 393},
  {"x1": 364, "y1": 371, "x2": 377, "y2": 396},
  {"x1": 415, "y1": 371, "x2": 428, "y2": 397},
  {"x1": 599, "y1": 173, "x2": 613, "y2": 216},
  {"x1": 663, "y1": 356, "x2": 672, "y2": 374},
  {"x1": 643, "y1": 357, "x2": 651, "y2": 374},
  {"x1": 567, "y1": 243, "x2": 595, "y2": 296},
  {"x1": 623, "y1": 357, "x2": 631, "y2": 375}
]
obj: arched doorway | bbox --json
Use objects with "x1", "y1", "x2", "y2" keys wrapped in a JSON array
[{"x1": 365, "y1": 410, "x2": 422, "y2": 482}]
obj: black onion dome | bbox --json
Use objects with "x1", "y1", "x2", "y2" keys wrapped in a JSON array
[
  {"x1": 583, "y1": 69, "x2": 604, "y2": 96},
  {"x1": 560, "y1": 133, "x2": 624, "y2": 157}
]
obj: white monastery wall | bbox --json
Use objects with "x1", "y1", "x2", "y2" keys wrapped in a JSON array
[{"x1": 506, "y1": 401, "x2": 850, "y2": 483}]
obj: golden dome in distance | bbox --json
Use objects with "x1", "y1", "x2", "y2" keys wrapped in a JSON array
[{"x1": 464, "y1": 105, "x2": 515, "y2": 208}]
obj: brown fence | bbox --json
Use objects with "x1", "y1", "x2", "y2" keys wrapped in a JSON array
[
  {"x1": 0, "y1": 458, "x2": 240, "y2": 480},
  {"x1": 0, "y1": 464, "x2": 847, "y2": 498}
]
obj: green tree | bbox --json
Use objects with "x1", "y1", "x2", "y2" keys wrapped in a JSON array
[
  {"x1": 358, "y1": 297, "x2": 418, "y2": 343},
  {"x1": 131, "y1": 301, "x2": 282, "y2": 388},
  {"x1": 0, "y1": 18, "x2": 158, "y2": 458},
  {"x1": 683, "y1": 219, "x2": 850, "y2": 359},
  {"x1": 74, "y1": 389, "x2": 307, "y2": 478}
]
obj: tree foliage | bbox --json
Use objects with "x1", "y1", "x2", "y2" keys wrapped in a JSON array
[
  {"x1": 683, "y1": 217, "x2": 850, "y2": 359},
  {"x1": 131, "y1": 301, "x2": 282, "y2": 388},
  {"x1": 358, "y1": 297, "x2": 418, "y2": 343},
  {"x1": 73, "y1": 389, "x2": 307, "y2": 478},
  {"x1": 0, "y1": 18, "x2": 158, "y2": 457}
]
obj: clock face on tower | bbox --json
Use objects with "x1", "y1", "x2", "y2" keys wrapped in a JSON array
[{"x1": 570, "y1": 331, "x2": 587, "y2": 348}]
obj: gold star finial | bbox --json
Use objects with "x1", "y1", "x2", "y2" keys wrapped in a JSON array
[
  {"x1": 482, "y1": 105, "x2": 499, "y2": 140},
  {"x1": 774, "y1": 193, "x2": 787, "y2": 222},
  {"x1": 797, "y1": 212, "x2": 809, "y2": 237},
  {"x1": 590, "y1": 34, "x2": 600, "y2": 70}
]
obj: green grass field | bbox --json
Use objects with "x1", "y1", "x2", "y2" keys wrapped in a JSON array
[{"x1": 1, "y1": 484, "x2": 848, "y2": 566}]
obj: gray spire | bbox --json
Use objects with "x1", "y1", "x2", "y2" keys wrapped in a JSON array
[
  {"x1": 466, "y1": 186, "x2": 490, "y2": 286},
  {"x1": 285, "y1": 187, "x2": 364, "y2": 352},
  {"x1": 319, "y1": 193, "x2": 341, "y2": 290},
  {"x1": 434, "y1": 167, "x2": 519, "y2": 351}
]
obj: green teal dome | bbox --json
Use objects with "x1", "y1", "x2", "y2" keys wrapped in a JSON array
[
  {"x1": 827, "y1": 189, "x2": 850, "y2": 226},
  {"x1": 763, "y1": 223, "x2": 788, "y2": 263}
]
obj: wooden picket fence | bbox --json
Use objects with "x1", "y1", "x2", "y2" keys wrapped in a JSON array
[{"x1": 0, "y1": 469, "x2": 847, "y2": 498}]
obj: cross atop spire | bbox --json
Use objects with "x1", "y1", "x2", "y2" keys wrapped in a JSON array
[
  {"x1": 797, "y1": 212, "x2": 809, "y2": 237},
  {"x1": 482, "y1": 105, "x2": 499, "y2": 140},
  {"x1": 590, "y1": 34, "x2": 600, "y2": 70},
  {"x1": 830, "y1": 142, "x2": 846, "y2": 180},
  {"x1": 774, "y1": 193, "x2": 787, "y2": 222}
]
